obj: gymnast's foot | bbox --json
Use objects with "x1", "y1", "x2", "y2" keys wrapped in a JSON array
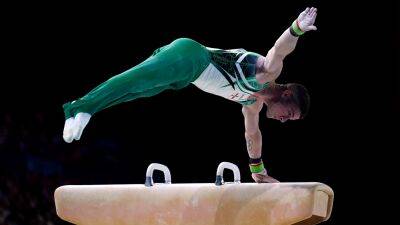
[
  {"x1": 62, "y1": 112, "x2": 92, "y2": 143},
  {"x1": 72, "y1": 112, "x2": 91, "y2": 141},
  {"x1": 63, "y1": 117, "x2": 75, "y2": 143}
]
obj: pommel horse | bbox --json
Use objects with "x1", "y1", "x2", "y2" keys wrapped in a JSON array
[{"x1": 54, "y1": 162, "x2": 334, "y2": 225}]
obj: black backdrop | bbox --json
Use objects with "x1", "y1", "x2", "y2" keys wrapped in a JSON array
[{"x1": 1, "y1": 0, "x2": 398, "y2": 224}]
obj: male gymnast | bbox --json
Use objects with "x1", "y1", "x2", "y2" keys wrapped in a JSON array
[{"x1": 63, "y1": 7, "x2": 318, "y2": 183}]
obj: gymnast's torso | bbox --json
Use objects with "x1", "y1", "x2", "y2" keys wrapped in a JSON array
[{"x1": 191, "y1": 47, "x2": 269, "y2": 105}]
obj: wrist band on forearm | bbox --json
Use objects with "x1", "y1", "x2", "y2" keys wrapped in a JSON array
[
  {"x1": 290, "y1": 20, "x2": 304, "y2": 37},
  {"x1": 249, "y1": 159, "x2": 265, "y2": 174}
]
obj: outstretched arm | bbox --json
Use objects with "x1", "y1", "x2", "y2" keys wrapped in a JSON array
[
  {"x1": 242, "y1": 100, "x2": 279, "y2": 183},
  {"x1": 261, "y1": 7, "x2": 318, "y2": 81}
]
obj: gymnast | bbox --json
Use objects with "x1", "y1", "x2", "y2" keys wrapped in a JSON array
[{"x1": 62, "y1": 7, "x2": 318, "y2": 183}]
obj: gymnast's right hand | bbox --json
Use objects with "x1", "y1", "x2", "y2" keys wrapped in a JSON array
[{"x1": 251, "y1": 169, "x2": 280, "y2": 183}]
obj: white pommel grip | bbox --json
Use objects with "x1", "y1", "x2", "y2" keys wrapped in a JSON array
[
  {"x1": 144, "y1": 163, "x2": 172, "y2": 187},
  {"x1": 215, "y1": 162, "x2": 241, "y2": 186}
]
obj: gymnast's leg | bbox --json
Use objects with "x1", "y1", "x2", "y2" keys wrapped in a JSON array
[{"x1": 62, "y1": 38, "x2": 210, "y2": 143}]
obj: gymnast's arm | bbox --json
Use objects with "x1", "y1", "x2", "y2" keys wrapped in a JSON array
[
  {"x1": 258, "y1": 7, "x2": 318, "y2": 83},
  {"x1": 242, "y1": 100, "x2": 279, "y2": 183}
]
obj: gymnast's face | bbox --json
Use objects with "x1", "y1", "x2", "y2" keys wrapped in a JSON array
[{"x1": 266, "y1": 101, "x2": 301, "y2": 123}]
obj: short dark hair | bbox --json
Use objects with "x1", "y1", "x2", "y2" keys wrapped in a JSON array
[{"x1": 287, "y1": 83, "x2": 310, "y2": 119}]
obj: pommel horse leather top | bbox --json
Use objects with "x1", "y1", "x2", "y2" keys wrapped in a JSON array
[{"x1": 54, "y1": 162, "x2": 334, "y2": 225}]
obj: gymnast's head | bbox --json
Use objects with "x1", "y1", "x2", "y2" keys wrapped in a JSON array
[{"x1": 258, "y1": 83, "x2": 310, "y2": 123}]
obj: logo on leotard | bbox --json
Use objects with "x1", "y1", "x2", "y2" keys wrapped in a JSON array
[{"x1": 230, "y1": 93, "x2": 247, "y2": 100}]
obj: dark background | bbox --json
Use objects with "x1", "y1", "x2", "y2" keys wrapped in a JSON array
[{"x1": 1, "y1": 0, "x2": 398, "y2": 224}]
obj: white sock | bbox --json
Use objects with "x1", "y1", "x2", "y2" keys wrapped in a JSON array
[
  {"x1": 63, "y1": 117, "x2": 75, "y2": 143},
  {"x1": 72, "y1": 112, "x2": 92, "y2": 141}
]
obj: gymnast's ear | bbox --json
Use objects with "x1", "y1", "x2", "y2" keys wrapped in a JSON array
[{"x1": 281, "y1": 89, "x2": 293, "y2": 99}]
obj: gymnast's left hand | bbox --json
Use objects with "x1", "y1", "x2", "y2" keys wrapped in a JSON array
[
  {"x1": 297, "y1": 7, "x2": 318, "y2": 31},
  {"x1": 251, "y1": 169, "x2": 280, "y2": 183}
]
